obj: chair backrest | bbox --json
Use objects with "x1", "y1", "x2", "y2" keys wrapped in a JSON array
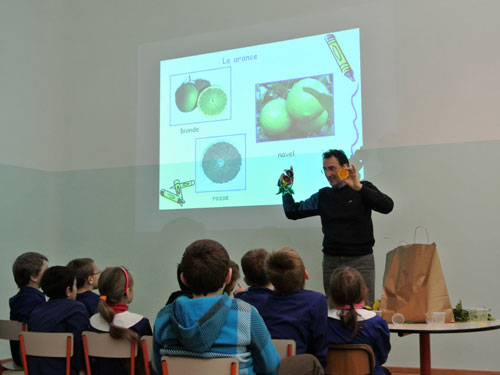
[
  {"x1": 0, "y1": 320, "x2": 26, "y2": 341},
  {"x1": 82, "y1": 331, "x2": 138, "y2": 375},
  {"x1": 19, "y1": 332, "x2": 73, "y2": 375},
  {"x1": 160, "y1": 356, "x2": 238, "y2": 375},
  {"x1": 271, "y1": 339, "x2": 296, "y2": 359},
  {"x1": 0, "y1": 321, "x2": 27, "y2": 372},
  {"x1": 325, "y1": 344, "x2": 375, "y2": 375},
  {"x1": 140, "y1": 335, "x2": 153, "y2": 375}
]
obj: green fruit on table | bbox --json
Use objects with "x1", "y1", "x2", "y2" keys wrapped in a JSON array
[
  {"x1": 295, "y1": 110, "x2": 328, "y2": 133},
  {"x1": 286, "y1": 78, "x2": 329, "y2": 120},
  {"x1": 260, "y1": 98, "x2": 292, "y2": 136},
  {"x1": 175, "y1": 82, "x2": 199, "y2": 112}
]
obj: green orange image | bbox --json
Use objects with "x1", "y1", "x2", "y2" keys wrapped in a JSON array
[
  {"x1": 256, "y1": 74, "x2": 333, "y2": 142},
  {"x1": 259, "y1": 98, "x2": 292, "y2": 136},
  {"x1": 175, "y1": 82, "x2": 198, "y2": 112},
  {"x1": 174, "y1": 76, "x2": 228, "y2": 118},
  {"x1": 197, "y1": 86, "x2": 228, "y2": 117},
  {"x1": 286, "y1": 78, "x2": 329, "y2": 120}
]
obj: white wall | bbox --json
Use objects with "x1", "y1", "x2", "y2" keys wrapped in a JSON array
[{"x1": 0, "y1": 1, "x2": 65, "y2": 170}]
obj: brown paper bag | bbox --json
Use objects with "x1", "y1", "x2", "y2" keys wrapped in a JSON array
[{"x1": 380, "y1": 242, "x2": 455, "y2": 323}]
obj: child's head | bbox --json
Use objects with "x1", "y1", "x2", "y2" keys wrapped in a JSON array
[
  {"x1": 66, "y1": 258, "x2": 100, "y2": 291},
  {"x1": 12, "y1": 252, "x2": 48, "y2": 288},
  {"x1": 241, "y1": 248, "x2": 270, "y2": 287},
  {"x1": 98, "y1": 266, "x2": 134, "y2": 304},
  {"x1": 266, "y1": 247, "x2": 306, "y2": 296},
  {"x1": 40, "y1": 266, "x2": 77, "y2": 300},
  {"x1": 328, "y1": 266, "x2": 366, "y2": 307},
  {"x1": 97, "y1": 267, "x2": 138, "y2": 343},
  {"x1": 181, "y1": 239, "x2": 230, "y2": 296},
  {"x1": 223, "y1": 260, "x2": 240, "y2": 295},
  {"x1": 328, "y1": 267, "x2": 367, "y2": 337}
]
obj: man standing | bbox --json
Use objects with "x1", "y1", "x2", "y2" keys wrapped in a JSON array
[{"x1": 280, "y1": 149, "x2": 393, "y2": 305}]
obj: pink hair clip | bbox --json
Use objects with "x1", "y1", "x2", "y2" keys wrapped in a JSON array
[{"x1": 119, "y1": 266, "x2": 129, "y2": 295}]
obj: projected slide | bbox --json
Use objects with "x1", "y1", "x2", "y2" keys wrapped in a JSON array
[{"x1": 159, "y1": 28, "x2": 362, "y2": 210}]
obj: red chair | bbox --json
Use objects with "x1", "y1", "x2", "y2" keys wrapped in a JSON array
[
  {"x1": 0, "y1": 320, "x2": 26, "y2": 374},
  {"x1": 140, "y1": 335, "x2": 153, "y2": 375},
  {"x1": 271, "y1": 339, "x2": 296, "y2": 359},
  {"x1": 19, "y1": 332, "x2": 73, "y2": 375},
  {"x1": 82, "y1": 331, "x2": 138, "y2": 375},
  {"x1": 160, "y1": 356, "x2": 238, "y2": 375},
  {"x1": 326, "y1": 344, "x2": 375, "y2": 375}
]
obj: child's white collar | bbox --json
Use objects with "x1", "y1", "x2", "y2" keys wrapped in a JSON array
[
  {"x1": 90, "y1": 311, "x2": 143, "y2": 331},
  {"x1": 328, "y1": 308, "x2": 376, "y2": 321}
]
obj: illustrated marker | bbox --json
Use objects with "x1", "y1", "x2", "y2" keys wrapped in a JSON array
[
  {"x1": 170, "y1": 180, "x2": 195, "y2": 189},
  {"x1": 160, "y1": 189, "x2": 185, "y2": 206},
  {"x1": 325, "y1": 34, "x2": 354, "y2": 81},
  {"x1": 172, "y1": 179, "x2": 183, "y2": 200}
]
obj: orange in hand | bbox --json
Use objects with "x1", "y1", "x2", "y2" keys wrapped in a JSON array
[{"x1": 338, "y1": 168, "x2": 349, "y2": 179}]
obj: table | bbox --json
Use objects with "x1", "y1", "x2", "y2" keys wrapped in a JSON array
[{"x1": 388, "y1": 321, "x2": 500, "y2": 375}]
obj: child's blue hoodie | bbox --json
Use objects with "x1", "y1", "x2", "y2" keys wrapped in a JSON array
[{"x1": 153, "y1": 294, "x2": 280, "y2": 375}]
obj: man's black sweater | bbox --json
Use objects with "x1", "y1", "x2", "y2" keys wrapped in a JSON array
[{"x1": 283, "y1": 181, "x2": 394, "y2": 256}]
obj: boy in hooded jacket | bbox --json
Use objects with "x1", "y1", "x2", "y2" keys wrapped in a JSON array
[{"x1": 153, "y1": 239, "x2": 280, "y2": 375}]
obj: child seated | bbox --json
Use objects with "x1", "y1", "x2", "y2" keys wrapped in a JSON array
[
  {"x1": 234, "y1": 248, "x2": 274, "y2": 313},
  {"x1": 327, "y1": 267, "x2": 391, "y2": 375},
  {"x1": 89, "y1": 266, "x2": 152, "y2": 375},
  {"x1": 28, "y1": 266, "x2": 89, "y2": 375},
  {"x1": 9, "y1": 252, "x2": 48, "y2": 367},
  {"x1": 153, "y1": 239, "x2": 280, "y2": 375},
  {"x1": 67, "y1": 258, "x2": 101, "y2": 316},
  {"x1": 223, "y1": 260, "x2": 241, "y2": 296},
  {"x1": 258, "y1": 247, "x2": 328, "y2": 368}
]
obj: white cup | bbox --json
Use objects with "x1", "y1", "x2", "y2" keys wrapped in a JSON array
[
  {"x1": 467, "y1": 308, "x2": 478, "y2": 322},
  {"x1": 433, "y1": 311, "x2": 446, "y2": 325},
  {"x1": 392, "y1": 313, "x2": 405, "y2": 325},
  {"x1": 477, "y1": 308, "x2": 489, "y2": 323},
  {"x1": 374, "y1": 310, "x2": 383, "y2": 317}
]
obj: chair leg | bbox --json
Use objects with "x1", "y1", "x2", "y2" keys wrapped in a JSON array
[{"x1": 141, "y1": 341, "x2": 150, "y2": 375}]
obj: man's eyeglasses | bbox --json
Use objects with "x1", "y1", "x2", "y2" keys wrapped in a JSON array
[{"x1": 322, "y1": 166, "x2": 337, "y2": 174}]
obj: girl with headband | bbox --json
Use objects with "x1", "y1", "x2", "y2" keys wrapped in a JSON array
[
  {"x1": 327, "y1": 267, "x2": 391, "y2": 375},
  {"x1": 89, "y1": 266, "x2": 152, "y2": 375}
]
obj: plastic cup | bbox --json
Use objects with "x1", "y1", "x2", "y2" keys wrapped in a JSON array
[
  {"x1": 477, "y1": 308, "x2": 488, "y2": 323},
  {"x1": 468, "y1": 308, "x2": 479, "y2": 322},
  {"x1": 432, "y1": 312, "x2": 446, "y2": 325},
  {"x1": 392, "y1": 313, "x2": 405, "y2": 325}
]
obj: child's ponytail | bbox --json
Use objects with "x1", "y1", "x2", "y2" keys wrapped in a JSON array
[
  {"x1": 329, "y1": 266, "x2": 367, "y2": 339},
  {"x1": 339, "y1": 305, "x2": 361, "y2": 338},
  {"x1": 97, "y1": 267, "x2": 140, "y2": 344}
]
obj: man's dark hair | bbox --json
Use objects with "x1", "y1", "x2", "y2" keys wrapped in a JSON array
[
  {"x1": 266, "y1": 247, "x2": 305, "y2": 296},
  {"x1": 40, "y1": 266, "x2": 76, "y2": 299},
  {"x1": 322, "y1": 149, "x2": 349, "y2": 166},
  {"x1": 67, "y1": 258, "x2": 95, "y2": 289},
  {"x1": 181, "y1": 239, "x2": 230, "y2": 295},
  {"x1": 12, "y1": 252, "x2": 48, "y2": 288},
  {"x1": 241, "y1": 249, "x2": 270, "y2": 287}
]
